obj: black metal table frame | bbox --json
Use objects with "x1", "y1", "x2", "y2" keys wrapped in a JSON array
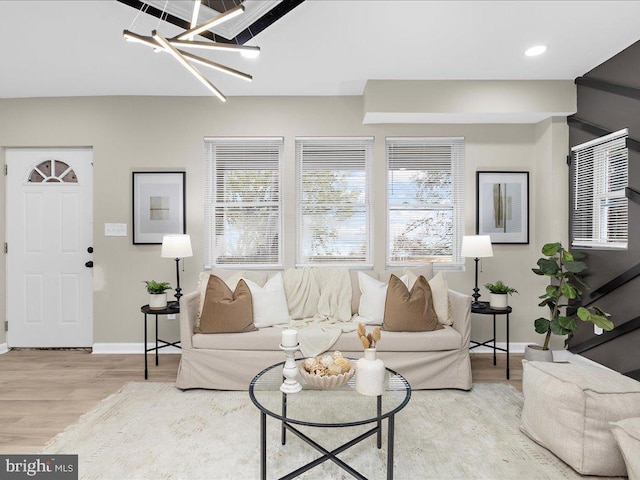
[
  {"x1": 249, "y1": 362, "x2": 411, "y2": 480},
  {"x1": 469, "y1": 302, "x2": 512, "y2": 379},
  {"x1": 141, "y1": 304, "x2": 181, "y2": 380}
]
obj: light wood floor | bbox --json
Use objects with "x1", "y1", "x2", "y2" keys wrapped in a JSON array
[{"x1": 0, "y1": 350, "x2": 522, "y2": 454}]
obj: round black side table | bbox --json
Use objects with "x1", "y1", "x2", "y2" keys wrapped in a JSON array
[
  {"x1": 141, "y1": 304, "x2": 181, "y2": 379},
  {"x1": 469, "y1": 301, "x2": 512, "y2": 379}
]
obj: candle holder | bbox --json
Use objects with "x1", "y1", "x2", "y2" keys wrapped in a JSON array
[{"x1": 279, "y1": 343, "x2": 302, "y2": 394}]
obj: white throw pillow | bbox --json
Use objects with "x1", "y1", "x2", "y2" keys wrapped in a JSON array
[
  {"x1": 406, "y1": 270, "x2": 451, "y2": 325},
  {"x1": 357, "y1": 271, "x2": 408, "y2": 325},
  {"x1": 243, "y1": 272, "x2": 291, "y2": 328}
]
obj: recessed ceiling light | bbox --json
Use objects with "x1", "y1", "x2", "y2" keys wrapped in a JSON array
[{"x1": 525, "y1": 45, "x2": 547, "y2": 57}]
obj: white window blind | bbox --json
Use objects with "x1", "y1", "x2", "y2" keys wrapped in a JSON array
[
  {"x1": 386, "y1": 137, "x2": 465, "y2": 268},
  {"x1": 296, "y1": 137, "x2": 373, "y2": 266},
  {"x1": 204, "y1": 137, "x2": 283, "y2": 268},
  {"x1": 571, "y1": 128, "x2": 628, "y2": 250}
]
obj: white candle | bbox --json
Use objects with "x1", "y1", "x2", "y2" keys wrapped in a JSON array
[{"x1": 281, "y1": 329, "x2": 298, "y2": 347}]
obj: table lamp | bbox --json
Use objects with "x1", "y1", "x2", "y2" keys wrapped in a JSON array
[
  {"x1": 461, "y1": 235, "x2": 493, "y2": 308},
  {"x1": 161, "y1": 234, "x2": 193, "y2": 307}
]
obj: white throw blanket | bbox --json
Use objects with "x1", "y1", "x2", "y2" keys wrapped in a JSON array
[{"x1": 283, "y1": 267, "x2": 356, "y2": 357}]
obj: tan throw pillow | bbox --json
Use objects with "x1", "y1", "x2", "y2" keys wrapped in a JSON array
[
  {"x1": 406, "y1": 270, "x2": 451, "y2": 325},
  {"x1": 194, "y1": 275, "x2": 256, "y2": 334},
  {"x1": 196, "y1": 271, "x2": 244, "y2": 328},
  {"x1": 382, "y1": 274, "x2": 442, "y2": 332}
]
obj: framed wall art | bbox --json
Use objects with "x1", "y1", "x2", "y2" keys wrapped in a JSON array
[
  {"x1": 476, "y1": 171, "x2": 529, "y2": 244},
  {"x1": 132, "y1": 171, "x2": 186, "y2": 244}
]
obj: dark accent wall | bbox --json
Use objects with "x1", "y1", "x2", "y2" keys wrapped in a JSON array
[{"x1": 568, "y1": 40, "x2": 640, "y2": 380}]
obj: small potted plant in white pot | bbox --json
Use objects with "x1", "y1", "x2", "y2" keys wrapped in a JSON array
[
  {"x1": 144, "y1": 280, "x2": 172, "y2": 310},
  {"x1": 484, "y1": 280, "x2": 518, "y2": 310}
]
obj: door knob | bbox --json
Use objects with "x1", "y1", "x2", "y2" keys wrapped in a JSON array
[
  {"x1": 85, "y1": 261, "x2": 94, "y2": 268},
  {"x1": 87, "y1": 247, "x2": 94, "y2": 253}
]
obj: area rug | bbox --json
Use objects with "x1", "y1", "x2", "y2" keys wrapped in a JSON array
[{"x1": 41, "y1": 382, "x2": 607, "y2": 480}]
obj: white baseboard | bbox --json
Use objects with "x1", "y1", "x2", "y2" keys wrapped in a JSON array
[
  {"x1": 0, "y1": 343, "x2": 8, "y2": 354},
  {"x1": 92, "y1": 343, "x2": 181, "y2": 354}
]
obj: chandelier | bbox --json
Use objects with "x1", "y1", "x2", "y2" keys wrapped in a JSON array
[{"x1": 123, "y1": 2, "x2": 260, "y2": 102}]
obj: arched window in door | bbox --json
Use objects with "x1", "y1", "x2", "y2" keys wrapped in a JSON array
[{"x1": 28, "y1": 159, "x2": 78, "y2": 183}]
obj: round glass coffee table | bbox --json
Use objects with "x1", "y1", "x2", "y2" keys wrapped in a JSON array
[{"x1": 249, "y1": 360, "x2": 411, "y2": 480}]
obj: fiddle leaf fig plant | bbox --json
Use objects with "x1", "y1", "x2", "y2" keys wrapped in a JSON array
[{"x1": 533, "y1": 242, "x2": 614, "y2": 350}]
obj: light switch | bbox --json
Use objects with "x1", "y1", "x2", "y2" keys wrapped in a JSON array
[{"x1": 105, "y1": 223, "x2": 127, "y2": 237}]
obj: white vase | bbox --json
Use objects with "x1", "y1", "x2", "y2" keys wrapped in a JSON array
[
  {"x1": 356, "y1": 348, "x2": 385, "y2": 396},
  {"x1": 149, "y1": 293, "x2": 167, "y2": 310},
  {"x1": 524, "y1": 344, "x2": 554, "y2": 362},
  {"x1": 489, "y1": 293, "x2": 508, "y2": 310}
]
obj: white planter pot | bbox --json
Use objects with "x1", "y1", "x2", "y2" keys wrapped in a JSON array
[
  {"x1": 524, "y1": 344, "x2": 554, "y2": 362},
  {"x1": 149, "y1": 293, "x2": 167, "y2": 310},
  {"x1": 355, "y1": 348, "x2": 385, "y2": 396},
  {"x1": 489, "y1": 293, "x2": 509, "y2": 310}
]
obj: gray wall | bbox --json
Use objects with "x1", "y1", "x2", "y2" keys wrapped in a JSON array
[
  {"x1": 568, "y1": 40, "x2": 640, "y2": 377},
  {"x1": 0, "y1": 95, "x2": 568, "y2": 349}
]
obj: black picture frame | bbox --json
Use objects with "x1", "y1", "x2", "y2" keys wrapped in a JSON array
[
  {"x1": 132, "y1": 171, "x2": 186, "y2": 245},
  {"x1": 476, "y1": 171, "x2": 529, "y2": 244}
]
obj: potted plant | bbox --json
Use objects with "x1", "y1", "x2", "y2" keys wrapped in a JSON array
[
  {"x1": 144, "y1": 280, "x2": 172, "y2": 310},
  {"x1": 484, "y1": 280, "x2": 518, "y2": 310},
  {"x1": 527, "y1": 242, "x2": 614, "y2": 361}
]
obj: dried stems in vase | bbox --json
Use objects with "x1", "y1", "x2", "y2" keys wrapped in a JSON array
[{"x1": 357, "y1": 323, "x2": 381, "y2": 349}]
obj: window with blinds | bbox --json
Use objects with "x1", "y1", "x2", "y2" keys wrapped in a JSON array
[
  {"x1": 204, "y1": 137, "x2": 283, "y2": 267},
  {"x1": 296, "y1": 137, "x2": 373, "y2": 266},
  {"x1": 571, "y1": 129, "x2": 628, "y2": 250},
  {"x1": 386, "y1": 137, "x2": 465, "y2": 268}
]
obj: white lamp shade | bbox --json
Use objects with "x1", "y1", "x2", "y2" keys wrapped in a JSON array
[
  {"x1": 161, "y1": 234, "x2": 193, "y2": 258},
  {"x1": 461, "y1": 235, "x2": 493, "y2": 258}
]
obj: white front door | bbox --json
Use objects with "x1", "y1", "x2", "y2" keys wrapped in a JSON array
[{"x1": 6, "y1": 148, "x2": 93, "y2": 347}]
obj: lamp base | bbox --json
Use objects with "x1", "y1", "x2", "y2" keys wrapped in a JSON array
[
  {"x1": 173, "y1": 258, "x2": 182, "y2": 309},
  {"x1": 470, "y1": 257, "x2": 483, "y2": 310},
  {"x1": 173, "y1": 288, "x2": 182, "y2": 307},
  {"x1": 471, "y1": 300, "x2": 485, "y2": 310}
]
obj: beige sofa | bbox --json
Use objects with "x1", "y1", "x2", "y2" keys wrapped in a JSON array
[{"x1": 176, "y1": 269, "x2": 472, "y2": 391}]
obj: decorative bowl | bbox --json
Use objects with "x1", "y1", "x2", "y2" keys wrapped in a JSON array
[{"x1": 299, "y1": 364, "x2": 355, "y2": 389}]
